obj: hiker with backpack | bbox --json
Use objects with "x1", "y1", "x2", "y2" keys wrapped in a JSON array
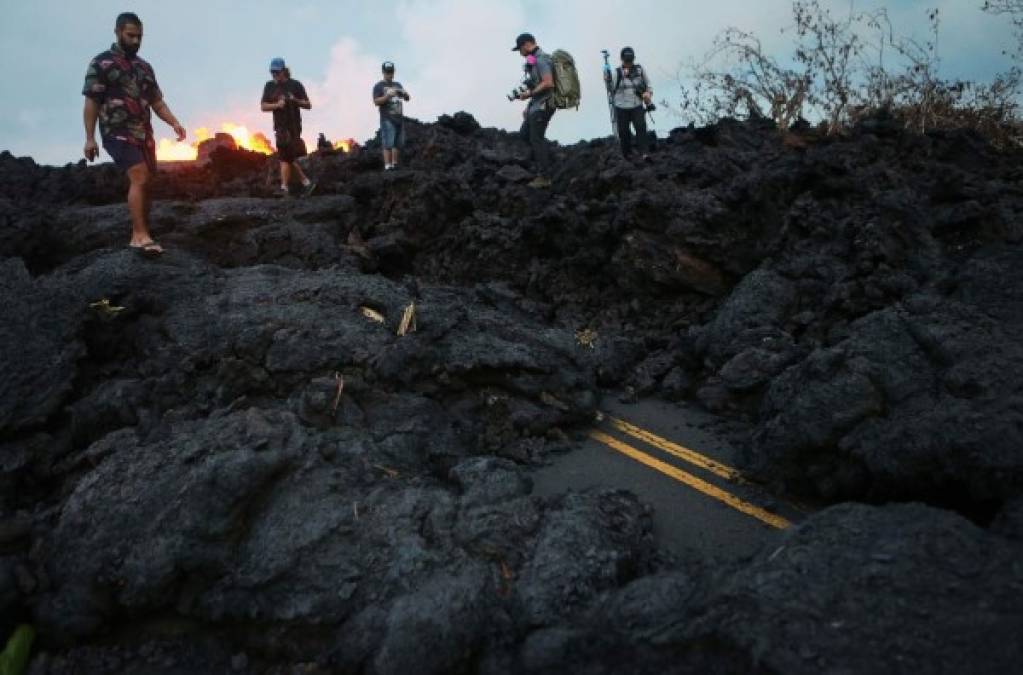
[
  {"x1": 512, "y1": 33, "x2": 558, "y2": 188},
  {"x1": 605, "y1": 46, "x2": 654, "y2": 160}
]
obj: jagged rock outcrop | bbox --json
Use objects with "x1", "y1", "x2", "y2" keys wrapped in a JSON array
[{"x1": 3, "y1": 112, "x2": 1022, "y2": 672}]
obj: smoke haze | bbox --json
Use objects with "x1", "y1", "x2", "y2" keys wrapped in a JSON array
[{"x1": 0, "y1": 0, "x2": 1014, "y2": 164}]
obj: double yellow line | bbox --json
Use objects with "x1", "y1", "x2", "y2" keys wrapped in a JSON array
[{"x1": 591, "y1": 416, "x2": 791, "y2": 530}]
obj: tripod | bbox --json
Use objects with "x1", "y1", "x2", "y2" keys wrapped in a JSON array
[{"x1": 601, "y1": 50, "x2": 618, "y2": 139}]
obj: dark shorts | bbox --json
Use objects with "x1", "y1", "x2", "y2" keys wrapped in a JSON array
[
  {"x1": 275, "y1": 129, "x2": 308, "y2": 163},
  {"x1": 103, "y1": 136, "x2": 156, "y2": 172},
  {"x1": 380, "y1": 118, "x2": 405, "y2": 149}
]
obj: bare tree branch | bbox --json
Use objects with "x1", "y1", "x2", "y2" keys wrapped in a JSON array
[
  {"x1": 982, "y1": 1, "x2": 1023, "y2": 60},
  {"x1": 665, "y1": 0, "x2": 1021, "y2": 147}
]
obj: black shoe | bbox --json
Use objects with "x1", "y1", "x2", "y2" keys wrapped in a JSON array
[{"x1": 302, "y1": 181, "x2": 317, "y2": 197}]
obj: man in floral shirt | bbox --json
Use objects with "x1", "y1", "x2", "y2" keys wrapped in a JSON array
[{"x1": 82, "y1": 12, "x2": 187, "y2": 256}]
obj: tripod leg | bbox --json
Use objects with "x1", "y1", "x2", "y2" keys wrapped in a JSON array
[{"x1": 605, "y1": 95, "x2": 613, "y2": 138}]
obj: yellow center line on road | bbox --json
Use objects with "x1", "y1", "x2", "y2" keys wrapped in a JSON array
[
  {"x1": 607, "y1": 416, "x2": 744, "y2": 483},
  {"x1": 589, "y1": 430, "x2": 791, "y2": 530}
]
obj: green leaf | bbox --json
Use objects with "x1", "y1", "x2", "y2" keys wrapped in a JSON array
[{"x1": 0, "y1": 625, "x2": 35, "y2": 675}]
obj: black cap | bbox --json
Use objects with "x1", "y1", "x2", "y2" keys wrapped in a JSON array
[
  {"x1": 382, "y1": 61, "x2": 395, "y2": 72},
  {"x1": 621, "y1": 46, "x2": 635, "y2": 60},
  {"x1": 512, "y1": 33, "x2": 535, "y2": 51}
]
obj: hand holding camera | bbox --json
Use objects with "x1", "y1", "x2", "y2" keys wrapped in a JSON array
[
  {"x1": 635, "y1": 84, "x2": 656, "y2": 112},
  {"x1": 507, "y1": 83, "x2": 530, "y2": 102},
  {"x1": 277, "y1": 92, "x2": 295, "y2": 109}
]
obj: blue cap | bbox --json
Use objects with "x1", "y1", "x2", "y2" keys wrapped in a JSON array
[{"x1": 269, "y1": 57, "x2": 285, "y2": 72}]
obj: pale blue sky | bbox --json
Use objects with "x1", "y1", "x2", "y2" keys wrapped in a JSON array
[{"x1": 0, "y1": 0, "x2": 1015, "y2": 165}]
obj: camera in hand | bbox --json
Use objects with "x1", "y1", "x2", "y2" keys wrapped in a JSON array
[
  {"x1": 633, "y1": 81, "x2": 656, "y2": 112},
  {"x1": 506, "y1": 83, "x2": 529, "y2": 102}
]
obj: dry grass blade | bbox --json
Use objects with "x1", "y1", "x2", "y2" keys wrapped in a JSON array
[
  {"x1": 372, "y1": 464, "x2": 400, "y2": 478},
  {"x1": 397, "y1": 302, "x2": 417, "y2": 337},
  {"x1": 332, "y1": 372, "x2": 345, "y2": 414},
  {"x1": 360, "y1": 306, "x2": 385, "y2": 324},
  {"x1": 89, "y1": 298, "x2": 126, "y2": 316},
  {"x1": 540, "y1": 392, "x2": 570, "y2": 411},
  {"x1": 575, "y1": 328, "x2": 598, "y2": 349}
]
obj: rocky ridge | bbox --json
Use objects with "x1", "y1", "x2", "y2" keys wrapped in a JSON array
[{"x1": 2, "y1": 111, "x2": 1022, "y2": 672}]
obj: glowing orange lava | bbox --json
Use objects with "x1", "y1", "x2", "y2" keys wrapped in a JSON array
[{"x1": 156, "y1": 123, "x2": 275, "y2": 161}]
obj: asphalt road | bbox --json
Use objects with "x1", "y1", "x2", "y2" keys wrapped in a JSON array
[{"x1": 531, "y1": 397, "x2": 807, "y2": 564}]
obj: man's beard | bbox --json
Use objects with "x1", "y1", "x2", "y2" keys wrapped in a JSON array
[{"x1": 119, "y1": 40, "x2": 140, "y2": 56}]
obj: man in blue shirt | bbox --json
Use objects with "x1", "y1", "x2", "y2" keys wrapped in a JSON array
[{"x1": 513, "y1": 33, "x2": 555, "y2": 188}]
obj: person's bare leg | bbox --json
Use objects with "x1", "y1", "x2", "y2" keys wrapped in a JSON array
[
  {"x1": 143, "y1": 169, "x2": 153, "y2": 227},
  {"x1": 126, "y1": 162, "x2": 159, "y2": 249},
  {"x1": 280, "y1": 161, "x2": 292, "y2": 188},
  {"x1": 392, "y1": 148, "x2": 400, "y2": 168},
  {"x1": 292, "y1": 162, "x2": 309, "y2": 183}
]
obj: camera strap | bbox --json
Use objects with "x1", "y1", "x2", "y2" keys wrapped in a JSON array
[{"x1": 614, "y1": 65, "x2": 643, "y2": 92}]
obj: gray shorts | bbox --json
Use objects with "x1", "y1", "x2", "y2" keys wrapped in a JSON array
[{"x1": 380, "y1": 118, "x2": 405, "y2": 149}]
